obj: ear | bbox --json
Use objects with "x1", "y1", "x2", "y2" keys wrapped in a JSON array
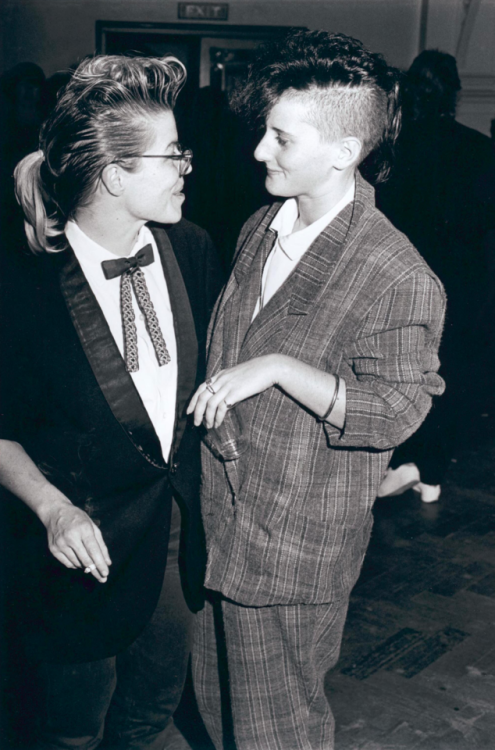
[
  {"x1": 100, "y1": 164, "x2": 126, "y2": 197},
  {"x1": 334, "y1": 136, "x2": 363, "y2": 171}
]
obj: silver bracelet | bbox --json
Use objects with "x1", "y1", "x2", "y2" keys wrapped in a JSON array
[{"x1": 321, "y1": 374, "x2": 340, "y2": 421}]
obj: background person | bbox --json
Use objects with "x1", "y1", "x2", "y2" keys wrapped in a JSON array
[
  {"x1": 377, "y1": 49, "x2": 495, "y2": 502},
  {"x1": 0, "y1": 55, "x2": 222, "y2": 749},
  {"x1": 188, "y1": 30, "x2": 446, "y2": 750}
]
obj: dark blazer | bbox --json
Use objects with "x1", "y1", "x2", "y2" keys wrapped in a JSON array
[
  {"x1": 1, "y1": 219, "x2": 223, "y2": 663},
  {"x1": 201, "y1": 175, "x2": 446, "y2": 607}
]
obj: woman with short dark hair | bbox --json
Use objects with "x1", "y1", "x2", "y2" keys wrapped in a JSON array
[{"x1": 188, "y1": 30, "x2": 446, "y2": 749}]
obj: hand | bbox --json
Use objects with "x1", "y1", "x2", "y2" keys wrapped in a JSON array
[
  {"x1": 187, "y1": 355, "x2": 281, "y2": 429},
  {"x1": 40, "y1": 496, "x2": 112, "y2": 583}
]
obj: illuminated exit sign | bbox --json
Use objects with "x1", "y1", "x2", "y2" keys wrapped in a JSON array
[{"x1": 178, "y1": 3, "x2": 229, "y2": 20}]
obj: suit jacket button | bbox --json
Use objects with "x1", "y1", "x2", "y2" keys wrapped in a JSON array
[{"x1": 170, "y1": 462, "x2": 179, "y2": 474}]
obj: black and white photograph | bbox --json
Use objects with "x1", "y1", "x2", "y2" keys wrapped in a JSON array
[{"x1": 1, "y1": 1, "x2": 495, "y2": 748}]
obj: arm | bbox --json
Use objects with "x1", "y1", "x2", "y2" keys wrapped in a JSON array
[
  {"x1": 0, "y1": 440, "x2": 111, "y2": 582},
  {"x1": 188, "y1": 271, "x2": 445, "y2": 448},
  {"x1": 187, "y1": 355, "x2": 346, "y2": 430},
  {"x1": 326, "y1": 271, "x2": 446, "y2": 449}
]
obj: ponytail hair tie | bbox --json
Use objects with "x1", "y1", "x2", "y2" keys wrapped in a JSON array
[{"x1": 37, "y1": 149, "x2": 45, "y2": 162}]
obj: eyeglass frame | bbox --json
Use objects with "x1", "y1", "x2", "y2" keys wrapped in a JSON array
[{"x1": 123, "y1": 147, "x2": 193, "y2": 177}]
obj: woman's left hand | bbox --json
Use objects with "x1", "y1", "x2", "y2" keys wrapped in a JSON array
[{"x1": 187, "y1": 355, "x2": 282, "y2": 429}]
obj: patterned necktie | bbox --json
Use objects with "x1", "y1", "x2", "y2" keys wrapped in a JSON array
[{"x1": 101, "y1": 244, "x2": 171, "y2": 373}]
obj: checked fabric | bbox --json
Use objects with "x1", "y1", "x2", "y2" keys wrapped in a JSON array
[{"x1": 101, "y1": 244, "x2": 171, "y2": 373}]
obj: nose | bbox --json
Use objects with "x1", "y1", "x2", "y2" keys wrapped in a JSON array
[{"x1": 254, "y1": 132, "x2": 271, "y2": 163}]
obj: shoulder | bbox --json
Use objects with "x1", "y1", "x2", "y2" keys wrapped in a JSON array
[
  {"x1": 353, "y1": 202, "x2": 445, "y2": 299},
  {"x1": 151, "y1": 218, "x2": 212, "y2": 252}
]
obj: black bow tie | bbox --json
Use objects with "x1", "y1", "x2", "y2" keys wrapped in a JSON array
[{"x1": 101, "y1": 243, "x2": 155, "y2": 280}]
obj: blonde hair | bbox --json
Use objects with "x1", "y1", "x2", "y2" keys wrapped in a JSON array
[{"x1": 14, "y1": 55, "x2": 186, "y2": 253}]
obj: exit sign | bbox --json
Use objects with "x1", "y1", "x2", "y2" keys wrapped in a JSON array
[{"x1": 178, "y1": 3, "x2": 229, "y2": 20}]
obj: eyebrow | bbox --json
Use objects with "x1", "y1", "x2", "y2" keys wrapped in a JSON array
[{"x1": 271, "y1": 126, "x2": 293, "y2": 137}]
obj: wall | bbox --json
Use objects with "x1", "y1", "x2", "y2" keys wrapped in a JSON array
[
  {"x1": 426, "y1": 0, "x2": 495, "y2": 135},
  {"x1": 1, "y1": 0, "x2": 422, "y2": 76},
  {"x1": 2, "y1": 0, "x2": 494, "y2": 134}
]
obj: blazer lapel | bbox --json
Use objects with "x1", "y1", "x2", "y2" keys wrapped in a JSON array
[
  {"x1": 151, "y1": 226, "x2": 198, "y2": 455},
  {"x1": 59, "y1": 247, "x2": 166, "y2": 469},
  {"x1": 241, "y1": 175, "x2": 373, "y2": 357}
]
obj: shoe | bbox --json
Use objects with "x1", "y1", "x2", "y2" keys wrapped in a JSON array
[
  {"x1": 413, "y1": 482, "x2": 441, "y2": 503},
  {"x1": 377, "y1": 463, "x2": 420, "y2": 497}
]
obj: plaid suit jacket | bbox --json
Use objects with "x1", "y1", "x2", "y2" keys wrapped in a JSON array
[{"x1": 201, "y1": 175, "x2": 446, "y2": 606}]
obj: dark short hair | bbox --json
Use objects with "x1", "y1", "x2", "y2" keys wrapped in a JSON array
[
  {"x1": 407, "y1": 49, "x2": 461, "y2": 120},
  {"x1": 231, "y1": 30, "x2": 401, "y2": 182}
]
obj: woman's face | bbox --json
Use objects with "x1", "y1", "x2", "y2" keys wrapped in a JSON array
[
  {"x1": 254, "y1": 92, "x2": 340, "y2": 201},
  {"x1": 123, "y1": 110, "x2": 191, "y2": 225}
]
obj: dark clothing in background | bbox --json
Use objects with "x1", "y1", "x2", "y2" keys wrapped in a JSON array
[
  {"x1": 377, "y1": 118, "x2": 495, "y2": 483},
  {"x1": 177, "y1": 86, "x2": 271, "y2": 267}
]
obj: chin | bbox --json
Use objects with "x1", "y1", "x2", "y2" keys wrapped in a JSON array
[
  {"x1": 159, "y1": 206, "x2": 183, "y2": 225},
  {"x1": 265, "y1": 174, "x2": 292, "y2": 198}
]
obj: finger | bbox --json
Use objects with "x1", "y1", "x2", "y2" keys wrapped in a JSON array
[
  {"x1": 186, "y1": 384, "x2": 205, "y2": 414},
  {"x1": 50, "y1": 549, "x2": 78, "y2": 569},
  {"x1": 204, "y1": 390, "x2": 227, "y2": 430},
  {"x1": 193, "y1": 388, "x2": 214, "y2": 426},
  {"x1": 213, "y1": 398, "x2": 230, "y2": 429},
  {"x1": 82, "y1": 532, "x2": 110, "y2": 579},
  {"x1": 51, "y1": 542, "x2": 82, "y2": 569},
  {"x1": 69, "y1": 535, "x2": 107, "y2": 580},
  {"x1": 93, "y1": 525, "x2": 112, "y2": 566},
  {"x1": 83, "y1": 563, "x2": 108, "y2": 584}
]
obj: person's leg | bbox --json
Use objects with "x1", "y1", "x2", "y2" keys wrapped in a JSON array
[
  {"x1": 101, "y1": 498, "x2": 194, "y2": 750},
  {"x1": 192, "y1": 593, "x2": 235, "y2": 750},
  {"x1": 35, "y1": 657, "x2": 116, "y2": 750},
  {"x1": 194, "y1": 594, "x2": 350, "y2": 750}
]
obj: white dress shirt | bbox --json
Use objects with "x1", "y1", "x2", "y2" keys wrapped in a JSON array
[
  {"x1": 252, "y1": 182, "x2": 355, "y2": 320},
  {"x1": 65, "y1": 221, "x2": 178, "y2": 462}
]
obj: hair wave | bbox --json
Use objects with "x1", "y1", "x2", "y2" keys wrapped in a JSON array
[{"x1": 14, "y1": 55, "x2": 186, "y2": 253}]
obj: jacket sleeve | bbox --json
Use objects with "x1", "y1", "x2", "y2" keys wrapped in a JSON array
[{"x1": 324, "y1": 270, "x2": 446, "y2": 450}]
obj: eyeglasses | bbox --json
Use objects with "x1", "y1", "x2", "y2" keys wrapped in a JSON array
[{"x1": 125, "y1": 147, "x2": 193, "y2": 177}]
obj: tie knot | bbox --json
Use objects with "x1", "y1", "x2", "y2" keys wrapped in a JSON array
[{"x1": 101, "y1": 243, "x2": 155, "y2": 280}]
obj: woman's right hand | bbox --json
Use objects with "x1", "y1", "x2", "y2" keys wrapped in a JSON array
[
  {"x1": 40, "y1": 494, "x2": 112, "y2": 583},
  {"x1": 0, "y1": 440, "x2": 111, "y2": 583}
]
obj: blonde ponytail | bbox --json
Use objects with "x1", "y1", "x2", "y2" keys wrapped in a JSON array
[{"x1": 13, "y1": 150, "x2": 66, "y2": 253}]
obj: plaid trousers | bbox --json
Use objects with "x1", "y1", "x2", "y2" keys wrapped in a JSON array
[{"x1": 192, "y1": 593, "x2": 350, "y2": 750}]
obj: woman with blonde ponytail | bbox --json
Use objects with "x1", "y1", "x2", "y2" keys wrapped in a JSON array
[
  {"x1": 1, "y1": 54, "x2": 222, "y2": 749},
  {"x1": 14, "y1": 148, "x2": 64, "y2": 253}
]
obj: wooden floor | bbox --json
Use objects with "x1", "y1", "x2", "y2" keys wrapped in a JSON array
[
  {"x1": 4, "y1": 404, "x2": 495, "y2": 749},
  {"x1": 327, "y1": 418, "x2": 495, "y2": 750},
  {"x1": 172, "y1": 405, "x2": 495, "y2": 750}
]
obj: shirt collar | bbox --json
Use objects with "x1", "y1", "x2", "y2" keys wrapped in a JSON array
[
  {"x1": 269, "y1": 182, "x2": 355, "y2": 261},
  {"x1": 65, "y1": 221, "x2": 153, "y2": 280}
]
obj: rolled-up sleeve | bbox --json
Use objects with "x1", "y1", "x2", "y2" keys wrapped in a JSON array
[{"x1": 325, "y1": 271, "x2": 446, "y2": 450}]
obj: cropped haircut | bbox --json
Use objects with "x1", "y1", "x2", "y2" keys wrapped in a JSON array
[
  {"x1": 14, "y1": 55, "x2": 186, "y2": 253},
  {"x1": 231, "y1": 30, "x2": 401, "y2": 183}
]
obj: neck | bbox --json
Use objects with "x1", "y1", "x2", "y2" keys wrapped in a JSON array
[
  {"x1": 74, "y1": 204, "x2": 145, "y2": 257},
  {"x1": 294, "y1": 170, "x2": 355, "y2": 231}
]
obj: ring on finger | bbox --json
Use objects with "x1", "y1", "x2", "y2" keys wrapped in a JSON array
[
  {"x1": 205, "y1": 379, "x2": 216, "y2": 395},
  {"x1": 84, "y1": 564, "x2": 96, "y2": 574},
  {"x1": 223, "y1": 399, "x2": 234, "y2": 410}
]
